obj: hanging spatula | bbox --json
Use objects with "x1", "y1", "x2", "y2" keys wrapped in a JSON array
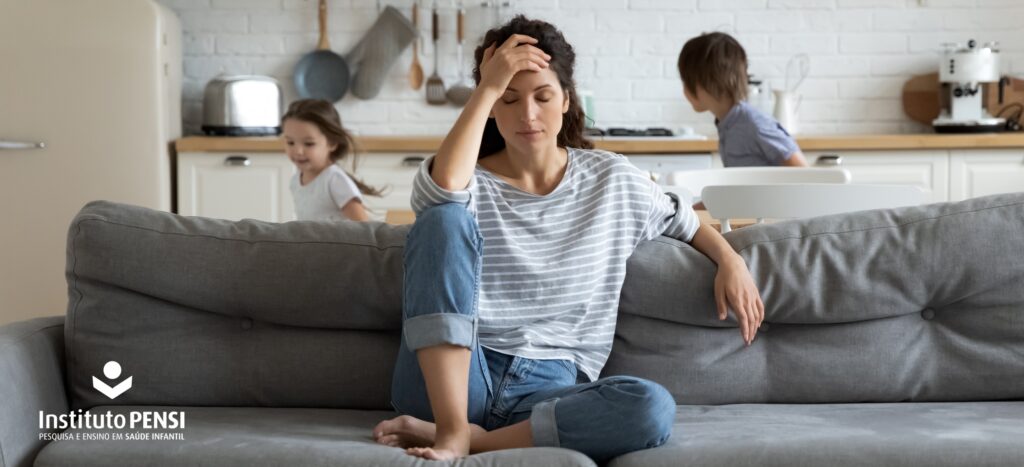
[
  {"x1": 446, "y1": 3, "x2": 474, "y2": 106},
  {"x1": 425, "y1": 1, "x2": 447, "y2": 105}
]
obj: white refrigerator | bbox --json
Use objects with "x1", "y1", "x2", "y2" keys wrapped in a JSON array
[{"x1": 0, "y1": 0, "x2": 181, "y2": 324}]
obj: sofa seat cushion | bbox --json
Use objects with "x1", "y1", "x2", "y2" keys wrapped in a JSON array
[
  {"x1": 35, "y1": 403, "x2": 1023, "y2": 467},
  {"x1": 611, "y1": 402, "x2": 1024, "y2": 467},
  {"x1": 34, "y1": 406, "x2": 596, "y2": 467}
]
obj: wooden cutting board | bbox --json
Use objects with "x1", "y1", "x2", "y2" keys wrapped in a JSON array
[
  {"x1": 902, "y1": 73, "x2": 941, "y2": 125},
  {"x1": 901, "y1": 73, "x2": 1024, "y2": 126},
  {"x1": 996, "y1": 77, "x2": 1024, "y2": 125}
]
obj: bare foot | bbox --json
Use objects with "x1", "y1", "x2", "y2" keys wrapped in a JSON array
[
  {"x1": 405, "y1": 424, "x2": 471, "y2": 460},
  {"x1": 373, "y1": 415, "x2": 485, "y2": 450},
  {"x1": 405, "y1": 446, "x2": 465, "y2": 460},
  {"x1": 373, "y1": 415, "x2": 434, "y2": 448}
]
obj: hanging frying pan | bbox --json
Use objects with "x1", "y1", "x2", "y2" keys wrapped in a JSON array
[{"x1": 294, "y1": 0, "x2": 349, "y2": 102}]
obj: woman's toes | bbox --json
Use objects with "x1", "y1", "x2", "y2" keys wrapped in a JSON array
[
  {"x1": 372, "y1": 421, "x2": 389, "y2": 438},
  {"x1": 373, "y1": 416, "x2": 404, "y2": 438},
  {"x1": 405, "y1": 447, "x2": 423, "y2": 457}
]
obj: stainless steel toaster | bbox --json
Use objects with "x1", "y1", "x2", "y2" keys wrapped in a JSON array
[{"x1": 201, "y1": 75, "x2": 283, "y2": 136}]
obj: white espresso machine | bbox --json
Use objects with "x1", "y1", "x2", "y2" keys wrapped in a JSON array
[{"x1": 933, "y1": 39, "x2": 1006, "y2": 133}]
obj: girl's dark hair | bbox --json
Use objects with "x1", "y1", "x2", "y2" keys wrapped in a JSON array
[
  {"x1": 472, "y1": 15, "x2": 593, "y2": 158},
  {"x1": 678, "y1": 32, "x2": 748, "y2": 103},
  {"x1": 280, "y1": 99, "x2": 384, "y2": 197}
]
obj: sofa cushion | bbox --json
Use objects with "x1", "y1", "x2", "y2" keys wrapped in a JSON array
[
  {"x1": 606, "y1": 192, "x2": 1024, "y2": 404},
  {"x1": 65, "y1": 194, "x2": 1024, "y2": 411},
  {"x1": 33, "y1": 403, "x2": 1024, "y2": 467},
  {"x1": 33, "y1": 406, "x2": 595, "y2": 467},
  {"x1": 65, "y1": 201, "x2": 408, "y2": 410},
  {"x1": 609, "y1": 402, "x2": 1024, "y2": 467}
]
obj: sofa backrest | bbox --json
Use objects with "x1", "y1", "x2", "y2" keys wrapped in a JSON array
[
  {"x1": 65, "y1": 202, "x2": 408, "y2": 410},
  {"x1": 606, "y1": 192, "x2": 1024, "y2": 404},
  {"x1": 65, "y1": 193, "x2": 1024, "y2": 410}
]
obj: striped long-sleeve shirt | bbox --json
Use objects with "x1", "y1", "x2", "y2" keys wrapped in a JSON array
[{"x1": 411, "y1": 147, "x2": 700, "y2": 382}]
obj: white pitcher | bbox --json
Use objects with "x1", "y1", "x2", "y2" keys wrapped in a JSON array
[{"x1": 772, "y1": 90, "x2": 802, "y2": 135}]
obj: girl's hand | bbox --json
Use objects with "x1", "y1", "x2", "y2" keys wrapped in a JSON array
[
  {"x1": 714, "y1": 256, "x2": 764, "y2": 346},
  {"x1": 478, "y1": 34, "x2": 550, "y2": 94}
]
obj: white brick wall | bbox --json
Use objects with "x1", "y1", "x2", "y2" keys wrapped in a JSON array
[{"x1": 156, "y1": 0, "x2": 1024, "y2": 137}]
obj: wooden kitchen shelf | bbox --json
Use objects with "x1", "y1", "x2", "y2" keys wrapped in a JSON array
[{"x1": 176, "y1": 133, "x2": 1024, "y2": 155}]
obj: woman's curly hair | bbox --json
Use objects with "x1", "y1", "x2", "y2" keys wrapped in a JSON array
[{"x1": 472, "y1": 15, "x2": 593, "y2": 158}]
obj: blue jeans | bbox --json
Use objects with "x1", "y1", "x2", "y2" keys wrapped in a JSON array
[{"x1": 390, "y1": 203, "x2": 676, "y2": 463}]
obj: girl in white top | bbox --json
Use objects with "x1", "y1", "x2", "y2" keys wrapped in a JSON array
[{"x1": 281, "y1": 99, "x2": 383, "y2": 222}]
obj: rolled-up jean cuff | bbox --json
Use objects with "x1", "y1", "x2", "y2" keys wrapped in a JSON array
[
  {"x1": 529, "y1": 398, "x2": 561, "y2": 447},
  {"x1": 403, "y1": 313, "x2": 476, "y2": 351}
]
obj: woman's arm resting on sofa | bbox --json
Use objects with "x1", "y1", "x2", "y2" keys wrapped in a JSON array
[{"x1": 688, "y1": 224, "x2": 765, "y2": 346}]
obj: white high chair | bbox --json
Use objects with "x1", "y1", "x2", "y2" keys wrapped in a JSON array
[
  {"x1": 701, "y1": 183, "x2": 927, "y2": 233},
  {"x1": 662, "y1": 167, "x2": 852, "y2": 203}
]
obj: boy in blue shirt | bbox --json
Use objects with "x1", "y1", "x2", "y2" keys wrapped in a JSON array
[{"x1": 678, "y1": 32, "x2": 807, "y2": 167}]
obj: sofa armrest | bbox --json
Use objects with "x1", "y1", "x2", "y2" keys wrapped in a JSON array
[{"x1": 0, "y1": 317, "x2": 67, "y2": 467}]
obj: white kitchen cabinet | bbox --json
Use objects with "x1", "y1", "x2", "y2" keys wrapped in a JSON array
[
  {"x1": 175, "y1": 146, "x2": 1020, "y2": 224},
  {"x1": 177, "y1": 152, "x2": 295, "y2": 222},
  {"x1": 806, "y1": 150, "x2": 950, "y2": 203},
  {"x1": 949, "y1": 150, "x2": 1024, "y2": 201},
  {"x1": 337, "y1": 152, "x2": 428, "y2": 217},
  {"x1": 177, "y1": 151, "x2": 429, "y2": 223}
]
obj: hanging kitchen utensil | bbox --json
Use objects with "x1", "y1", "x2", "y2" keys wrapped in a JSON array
[
  {"x1": 425, "y1": 1, "x2": 447, "y2": 105},
  {"x1": 346, "y1": 5, "x2": 417, "y2": 99},
  {"x1": 408, "y1": 2, "x2": 424, "y2": 90},
  {"x1": 446, "y1": 3, "x2": 473, "y2": 106},
  {"x1": 294, "y1": 0, "x2": 350, "y2": 102},
  {"x1": 785, "y1": 53, "x2": 809, "y2": 93}
]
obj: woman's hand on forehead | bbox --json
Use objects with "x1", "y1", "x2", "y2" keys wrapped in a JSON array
[{"x1": 478, "y1": 34, "x2": 551, "y2": 94}]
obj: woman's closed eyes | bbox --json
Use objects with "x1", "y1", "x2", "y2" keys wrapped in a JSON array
[{"x1": 500, "y1": 92, "x2": 554, "y2": 105}]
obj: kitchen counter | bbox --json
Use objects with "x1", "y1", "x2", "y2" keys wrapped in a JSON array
[{"x1": 176, "y1": 133, "x2": 1024, "y2": 154}]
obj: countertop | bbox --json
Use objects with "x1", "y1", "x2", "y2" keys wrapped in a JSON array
[{"x1": 175, "y1": 133, "x2": 1024, "y2": 154}]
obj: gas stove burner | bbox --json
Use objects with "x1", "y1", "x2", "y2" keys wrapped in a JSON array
[
  {"x1": 643, "y1": 127, "x2": 675, "y2": 137},
  {"x1": 587, "y1": 127, "x2": 678, "y2": 137},
  {"x1": 582, "y1": 126, "x2": 706, "y2": 141},
  {"x1": 608, "y1": 127, "x2": 639, "y2": 137}
]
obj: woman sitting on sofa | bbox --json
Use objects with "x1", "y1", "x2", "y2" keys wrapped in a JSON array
[{"x1": 373, "y1": 16, "x2": 765, "y2": 463}]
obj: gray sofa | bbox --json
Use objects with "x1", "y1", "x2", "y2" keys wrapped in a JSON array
[{"x1": 2, "y1": 193, "x2": 1022, "y2": 467}]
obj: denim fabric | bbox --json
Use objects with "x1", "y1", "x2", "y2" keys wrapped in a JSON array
[{"x1": 390, "y1": 203, "x2": 676, "y2": 463}]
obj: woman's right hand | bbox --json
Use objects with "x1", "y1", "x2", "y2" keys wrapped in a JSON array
[
  {"x1": 428, "y1": 36, "x2": 549, "y2": 192},
  {"x1": 478, "y1": 34, "x2": 551, "y2": 94}
]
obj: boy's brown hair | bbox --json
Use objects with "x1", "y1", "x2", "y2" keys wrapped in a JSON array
[{"x1": 677, "y1": 32, "x2": 748, "y2": 103}]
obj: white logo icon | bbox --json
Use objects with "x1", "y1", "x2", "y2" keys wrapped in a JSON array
[{"x1": 93, "y1": 361, "x2": 133, "y2": 400}]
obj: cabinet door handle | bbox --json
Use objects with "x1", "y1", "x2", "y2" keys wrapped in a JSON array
[
  {"x1": 401, "y1": 156, "x2": 426, "y2": 167},
  {"x1": 224, "y1": 155, "x2": 251, "y2": 167},
  {"x1": 0, "y1": 140, "x2": 45, "y2": 150},
  {"x1": 815, "y1": 154, "x2": 842, "y2": 166}
]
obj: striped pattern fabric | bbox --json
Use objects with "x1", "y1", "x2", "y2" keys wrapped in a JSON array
[{"x1": 411, "y1": 147, "x2": 700, "y2": 381}]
